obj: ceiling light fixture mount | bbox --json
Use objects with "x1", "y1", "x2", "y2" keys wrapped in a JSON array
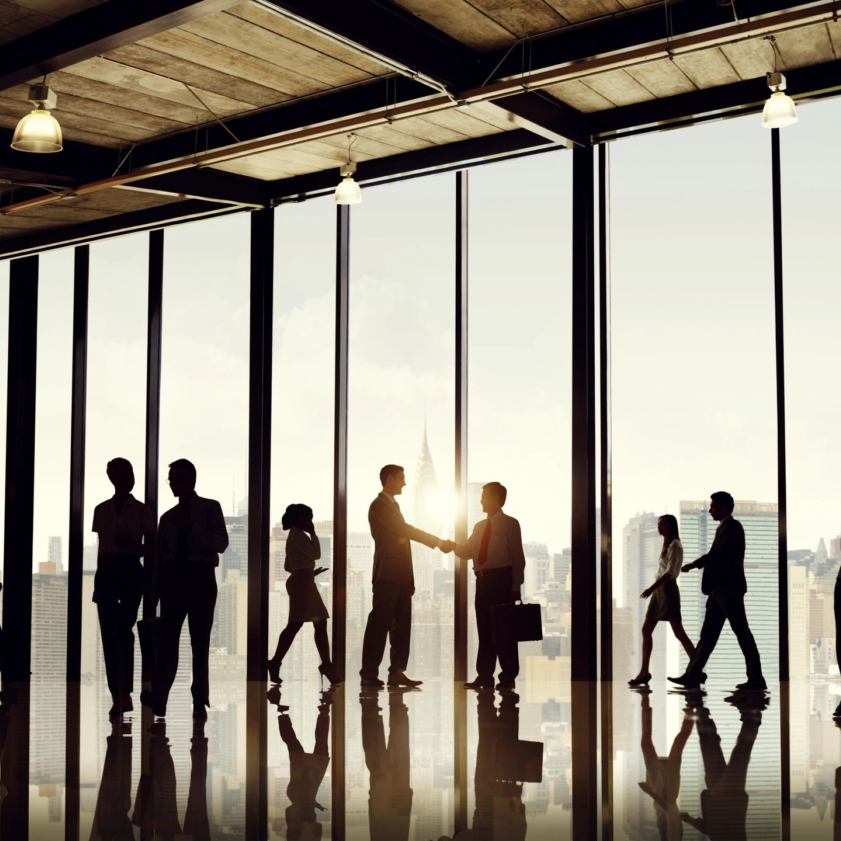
[
  {"x1": 762, "y1": 37, "x2": 798, "y2": 130},
  {"x1": 334, "y1": 134, "x2": 361, "y2": 205},
  {"x1": 11, "y1": 82, "x2": 63, "y2": 153}
]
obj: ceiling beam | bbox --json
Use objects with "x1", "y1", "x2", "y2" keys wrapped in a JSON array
[
  {"x1": 0, "y1": 0, "x2": 242, "y2": 92},
  {"x1": 124, "y1": 169, "x2": 270, "y2": 208},
  {"x1": 256, "y1": 0, "x2": 487, "y2": 89},
  {"x1": 486, "y1": 92, "x2": 590, "y2": 147}
]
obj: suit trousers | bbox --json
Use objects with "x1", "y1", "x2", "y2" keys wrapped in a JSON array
[
  {"x1": 686, "y1": 589, "x2": 763, "y2": 682},
  {"x1": 834, "y1": 577, "x2": 841, "y2": 669},
  {"x1": 475, "y1": 567, "x2": 519, "y2": 684},
  {"x1": 152, "y1": 563, "x2": 217, "y2": 706},
  {"x1": 360, "y1": 580, "x2": 412, "y2": 679},
  {"x1": 95, "y1": 553, "x2": 145, "y2": 703}
]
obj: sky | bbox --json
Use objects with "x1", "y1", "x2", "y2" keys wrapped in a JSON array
[{"x1": 3, "y1": 97, "x2": 840, "y2": 602}]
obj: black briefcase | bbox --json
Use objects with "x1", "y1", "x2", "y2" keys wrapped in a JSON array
[
  {"x1": 492, "y1": 601, "x2": 543, "y2": 644},
  {"x1": 497, "y1": 739, "x2": 544, "y2": 783}
]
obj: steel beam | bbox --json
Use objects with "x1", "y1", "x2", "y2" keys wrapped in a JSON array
[{"x1": 486, "y1": 91, "x2": 589, "y2": 147}]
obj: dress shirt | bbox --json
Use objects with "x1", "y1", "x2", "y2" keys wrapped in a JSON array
[
  {"x1": 92, "y1": 494, "x2": 155, "y2": 556},
  {"x1": 656, "y1": 539, "x2": 683, "y2": 579},
  {"x1": 455, "y1": 510, "x2": 526, "y2": 587},
  {"x1": 284, "y1": 527, "x2": 322, "y2": 572},
  {"x1": 158, "y1": 492, "x2": 229, "y2": 566}
]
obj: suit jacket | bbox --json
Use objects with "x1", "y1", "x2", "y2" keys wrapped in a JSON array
[
  {"x1": 695, "y1": 516, "x2": 747, "y2": 596},
  {"x1": 368, "y1": 492, "x2": 438, "y2": 589}
]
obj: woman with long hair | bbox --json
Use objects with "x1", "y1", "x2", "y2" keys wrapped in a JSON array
[
  {"x1": 629, "y1": 514, "x2": 696, "y2": 687},
  {"x1": 267, "y1": 504, "x2": 339, "y2": 687}
]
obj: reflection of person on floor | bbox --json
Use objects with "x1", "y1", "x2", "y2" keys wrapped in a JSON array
[
  {"x1": 638, "y1": 692, "x2": 693, "y2": 840},
  {"x1": 89, "y1": 720, "x2": 134, "y2": 840},
  {"x1": 183, "y1": 721, "x2": 211, "y2": 841},
  {"x1": 361, "y1": 690, "x2": 413, "y2": 841},
  {"x1": 276, "y1": 695, "x2": 331, "y2": 840},
  {"x1": 681, "y1": 694, "x2": 765, "y2": 841},
  {"x1": 132, "y1": 722, "x2": 182, "y2": 839}
]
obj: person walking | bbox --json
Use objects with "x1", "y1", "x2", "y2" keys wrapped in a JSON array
[
  {"x1": 91, "y1": 457, "x2": 155, "y2": 718},
  {"x1": 359, "y1": 464, "x2": 452, "y2": 689},
  {"x1": 267, "y1": 503, "x2": 337, "y2": 687},
  {"x1": 453, "y1": 482, "x2": 525, "y2": 692},
  {"x1": 668, "y1": 492, "x2": 767, "y2": 692},
  {"x1": 629, "y1": 514, "x2": 696, "y2": 687},
  {"x1": 141, "y1": 459, "x2": 228, "y2": 721}
]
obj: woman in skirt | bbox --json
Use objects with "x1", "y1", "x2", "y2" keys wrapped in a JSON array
[
  {"x1": 267, "y1": 504, "x2": 338, "y2": 686},
  {"x1": 629, "y1": 514, "x2": 696, "y2": 687}
]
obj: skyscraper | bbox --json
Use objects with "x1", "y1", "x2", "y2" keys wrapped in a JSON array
[
  {"x1": 679, "y1": 500, "x2": 779, "y2": 680},
  {"x1": 47, "y1": 536, "x2": 62, "y2": 572}
]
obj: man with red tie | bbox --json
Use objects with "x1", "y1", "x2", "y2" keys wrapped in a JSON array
[{"x1": 454, "y1": 482, "x2": 526, "y2": 692}]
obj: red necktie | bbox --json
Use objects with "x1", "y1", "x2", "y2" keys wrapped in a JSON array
[{"x1": 477, "y1": 516, "x2": 492, "y2": 566}]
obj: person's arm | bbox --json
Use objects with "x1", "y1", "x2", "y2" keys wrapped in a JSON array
[
  {"x1": 453, "y1": 525, "x2": 478, "y2": 560},
  {"x1": 643, "y1": 543, "x2": 683, "y2": 597},
  {"x1": 508, "y1": 518, "x2": 526, "y2": 592},
  {"x1": 190, "y1": 500, "x2": 229, "y2": 554},
  {"x1": 369, "y1": 499, "x2": 439, "y2": 549}
]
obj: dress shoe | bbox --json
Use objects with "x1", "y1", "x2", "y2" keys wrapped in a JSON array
[
  {"x1": 464, "y1": 678, "x2": 494, "y2": 690},
  {"x1": 360, "y1": 677, "x2": 385, "y2": 689},
  {"x1": 496, "y1": 681, "x2": 516, "y2": 693},
  {"x1": 193, "y1": 703, "x2": 208, "y2": 721},
  {"x1": 140, "y1": 689, "x2": 166, "y2": 718},
  {"x1": 833, "y1": 701, "x2": 841, "y2": 718},
  {"x1": 735, "y1": 679, "x2": 767, "y2": 692},
  {"x1": 387, "y1": 674, "x2": 423, "y2": 687},
  {"x1": 628, "y1": 673, "x2": 651, "y2": 687},
  {"x1": 668, "y1": 674, "x2": 701, "y2": 689},
  {"x1": 108, "y1": 703, "x2": 123, "y2": 719}
]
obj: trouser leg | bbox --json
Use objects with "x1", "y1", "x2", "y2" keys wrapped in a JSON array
[
  {"x1": 187, "y1": 568, "x2": 217, "y2": 707},
  {"x1": 494, "y1": 570, "x2": 519, "y2": 684},
  {"x1": 114, "y1": 560, "x2": 144, "y2": 697},
  {"x1": 96, "y1": 566, "x2": 122, "y2": 703},
  {"x1": 388, "y1": 586, "x2": 412, "y2": 676},
  {"x1": 152, "y1": 570, "x2": 189, "y2": 703},
  {"x1": 686, "y1": 596, "x2": 726, "y2": 677},
  {"x1": 360, "y1": 582, "x2": 399, "y2": 679},
  {"x1": 722, "y1": 593, "x2": 764, "y2": 682},
  {"x1": 474, "y1": 576, "x2": 498, "y2": 682}
]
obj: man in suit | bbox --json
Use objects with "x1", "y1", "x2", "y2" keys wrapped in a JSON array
[
  {"x1": 359, "y1": 464, "x2": 452, "y2": 688},
  {"x1": 141, "y1": 458, "x2": 229, "y2": 720},
  {"x1": 668, "y1": 491, "x2": 766, "y2": 691},
  {"x1": 454, "y1": 482, "x2": 526, "y2": 692}
]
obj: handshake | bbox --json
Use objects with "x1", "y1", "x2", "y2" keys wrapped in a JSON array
[{"x1": 438, "y1": 539, "x2": 456, "y2": 554}]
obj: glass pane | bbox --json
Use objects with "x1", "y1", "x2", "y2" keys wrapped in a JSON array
[
  {"x1": 0, "y1": 262, "x2": 8, "y2": 607},
  {"x1": 609, "y1": 118, "x2": 779, "y2": 837},
  {"x1": 466, "y1": 151, "x2": 572, "y2": 833},
  {"x1": 31, "y1": 248, "x2": 74, "y2": 835},
  {"x1": 160, "y1": 214, "x2": 250, "y2": 690}
]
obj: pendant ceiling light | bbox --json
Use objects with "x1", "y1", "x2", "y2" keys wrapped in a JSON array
[
  {"x1": 11, "y1": 82, "x2": 63, "y2": 153},
  {"x1": 335, "y1": 133, "x2": 361, "y2": 205},
  {"x1": 762, "y1": 72, "x2": 798, "y2": 129}
]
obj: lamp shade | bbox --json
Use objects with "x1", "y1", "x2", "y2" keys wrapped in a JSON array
[
  {"x1": 762, "y1": 90, "x2": 798, "y2": 129},
  {"x1": 11, "y1": 108, "x2": 63, "y2": 152},
  {"x1": 334, "y1": 175, "x2": 362, "y2": 205}
]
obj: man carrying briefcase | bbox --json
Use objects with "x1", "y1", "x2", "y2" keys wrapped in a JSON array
[{"x1": 454, "y1": 482, "x2": 526, "y2": 693}]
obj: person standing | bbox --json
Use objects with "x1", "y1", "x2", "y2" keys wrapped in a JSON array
[
  {"x1": 141, "y1": 459, "x2": 228, "y2": 721},
  {"x1": 360, "y1": 464, "x2": 453, "y2": 689},
  {"x1": 629, "y1": 514, "x2": 696, "y2": 687},
  {"x1": 668, "y1": 491, "x2": 766, "y2": 691},
  {"x1": 453, "y1": 482, "x2": 525, "y2": 692},
  {"x1": 267, "y1": 503, "x2": 337, "y2": 686},
  {"x1": 92, "y1": 457, "x2": 155, "y2": 718}
]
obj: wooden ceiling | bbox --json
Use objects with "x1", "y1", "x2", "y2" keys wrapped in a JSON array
[{"x1": 1, "y1": 0, "x2": 840, "y2": 253}]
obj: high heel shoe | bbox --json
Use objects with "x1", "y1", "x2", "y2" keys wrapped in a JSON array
[
  {"x1": 628, "y1": 673, "x2": 651, "y2": 687},
  {"x1": 318, "y1": 663, "x2": 341, "y2": 687},
  {"x1": 267, "y1": 658, "x2": 282, "y2": 684}
]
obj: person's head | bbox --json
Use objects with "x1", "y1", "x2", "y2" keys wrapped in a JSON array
[
  {"x1": 168, "y1": 458, "x2": 197, "y2": 498},
  {"x1": 282, "y1": 503, "x2": 314, "y2": 531},
  {"x1": 379, "y1": 464, "x2": 406, "y2": 496},
  {"x1": 481, "y1": 482, "x2": 507, "y2": 516},
  {"x1": 658, "y1": 514, "x2": 679, "y2": 555},
  {"x1": 106, "y1": 457, "x2": 134, "y2": 495},
  {"x1": 709, "y1": 491, "x2": 735, "y2": 521}
]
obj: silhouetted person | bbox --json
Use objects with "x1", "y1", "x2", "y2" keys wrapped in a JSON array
[
  {"x1": 680, "y1": 693, "x2": 765, "y2": 840},
  {"x1": 630, "y1": 514, "x2": 695, "y2": 687},
  {"x1": 834, "y1": 761, "x2": 841, "y2": 841},
  {"x1": 273, "y1": 693, "x2": 331, "y2": 840},
  {"x1": 89, "y1": 720, "x2": 134, "y2": 841},
  {"x1": 638, "y1": 691, "x2": 693, "y2": 840},
  {"x1": 267, "y1": 504, "x2": 336, "y2": 687},
  {"x1": 131, "y1": 721, "x2": 181, "y2": 838},
  {"x1": 669, "y1": 492, "x2": 766, "y2": 691},
  {"x1": 141, "y1": 459, "x2": 228, "y2": 721},
  {"x1": 183, "y1": 721, "x2": 211, "y2": 841},
  {"x1": 92, "y1": 457, "x2": 155, "y2": 718},
  {"x1": 360, "y1": 464, "x2": 452, "y2": 688},
  {"x1": 454, "y1": 482, "x2": 525, "y2": 692},
  {"x1": 834, "y1": 575, "x2": 841, "y2": 716},
  {"x1": 361, "y1": 689, "x2": 413, "y2": 840}
]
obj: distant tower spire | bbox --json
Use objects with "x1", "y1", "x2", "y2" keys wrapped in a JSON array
[{"x1": 414, "y1": 420, "x2": 438, "y2": 531}]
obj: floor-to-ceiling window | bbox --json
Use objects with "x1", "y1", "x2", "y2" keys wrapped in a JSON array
[{"x1": 610, "y1": 116, "x2": 779, "y2": 838}]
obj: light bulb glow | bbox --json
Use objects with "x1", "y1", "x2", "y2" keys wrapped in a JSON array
[
  {"x1": 762, "y1": 90, "x2": 798, "y2": 129},
  {"x1": 11, "y1": 108, "x2": 63, "y2": 153},
  {"x1": 334, "y1": 175, "x2": 362, "y2": 205}
]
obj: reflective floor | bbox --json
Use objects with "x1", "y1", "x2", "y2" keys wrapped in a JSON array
[{"x1": 6, "y1": 675, "x2": 841, "y2": 838}]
